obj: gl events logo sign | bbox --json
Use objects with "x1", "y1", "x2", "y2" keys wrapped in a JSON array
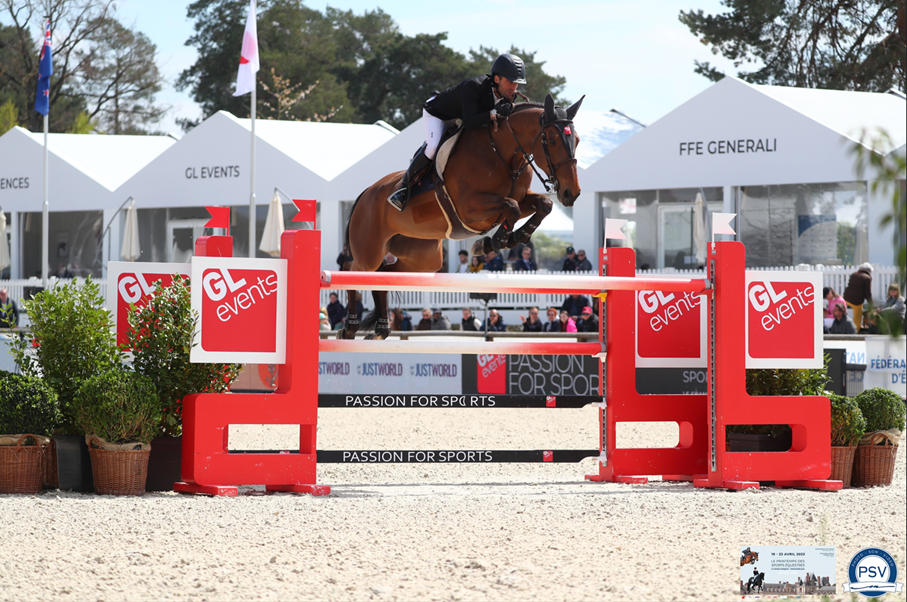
[
  {"x1": 107, "y1": 262, "x2": 190, "y2": 349},
  {"x1": 190, "y1": 257, "x2": 287, "y2": 364},
  {"x1": 744, "y1": 271, "x2": 823, "y2": 369},
  {"x1": 635, "y1": 288, "x2": 707, "y2": 368}
]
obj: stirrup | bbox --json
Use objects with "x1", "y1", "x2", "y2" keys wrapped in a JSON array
[{"x1": 387, "y1": 187, "x2": 407, "y2": 211}]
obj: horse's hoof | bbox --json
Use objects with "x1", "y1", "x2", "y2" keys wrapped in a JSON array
[{"x1": 471, "y1": 239, "x2": 486, "y2": 256}]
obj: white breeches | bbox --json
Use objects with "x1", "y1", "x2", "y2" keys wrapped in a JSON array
[{"x1": 423, "y1": 108, "x2": 445, "y2": 160}]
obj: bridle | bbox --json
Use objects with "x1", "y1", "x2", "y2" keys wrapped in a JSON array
[{"x1": 486, "y1": 107, "x2": 577, "y2": 194}]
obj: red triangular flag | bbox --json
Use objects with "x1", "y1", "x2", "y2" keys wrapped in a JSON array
[
  {"x1": 292, "y1": 199, "x2": 317, "y2": 223},
  {"x1": 205, "y1": 206, "x2": 231, "y2": 231}
]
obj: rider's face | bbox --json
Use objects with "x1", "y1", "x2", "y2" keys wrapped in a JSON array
[{"x1": 494, "y1": 75, "x2": 518, "y2": 101}]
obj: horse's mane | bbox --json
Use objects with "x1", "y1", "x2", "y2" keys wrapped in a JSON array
[{"x1": 513, "y1": 102, "x2": 544, "y2": 113}]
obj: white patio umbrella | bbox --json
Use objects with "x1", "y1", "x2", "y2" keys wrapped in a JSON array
[
  {"x1": 120, "y1": 199, "x2": 141, "y2": 262},
  {"x1": 0, "y1": 212, "x2": 9, "y2": 272},
  {"x1": 259, "y1": 189, "x2": 285, "y2": 257},
  {"x1": 693, "y1": 192, "x2": 708, "y2": 266}
]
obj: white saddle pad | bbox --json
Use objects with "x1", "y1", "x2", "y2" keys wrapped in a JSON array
[{"x1": 434, "y1": 121, "x2": 463, "y2": 180}]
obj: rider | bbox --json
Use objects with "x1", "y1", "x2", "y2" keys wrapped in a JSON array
[{"x1": 387, "y1": 53, "x2": 528, "y2": 211}]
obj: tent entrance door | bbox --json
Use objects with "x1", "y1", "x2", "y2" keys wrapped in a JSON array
[{"x1": 167, "y1": 219, "x2": 210, "y2": 264}]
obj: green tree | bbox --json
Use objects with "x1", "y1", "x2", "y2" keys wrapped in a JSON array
[
  {"x1": 0, "y1": 99, "x2": 18, "y2": 135},
  {"x1": 67, "y1": 111, "x2": 97, "y2": 134},
  {"x1": 679, "y1": 0, "x2": 906, "y2": 92}
]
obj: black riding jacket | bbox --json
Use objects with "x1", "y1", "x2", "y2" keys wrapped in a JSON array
[{"x1": 423, "y1": 76, "x2": 500, "y2": 131}]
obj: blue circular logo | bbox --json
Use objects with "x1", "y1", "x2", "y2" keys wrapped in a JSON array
[{"x1": 847, "y1": 548, "x2": 899, "y2": 598}]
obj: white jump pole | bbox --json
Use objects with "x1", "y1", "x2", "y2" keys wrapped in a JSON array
[
  {"x1": 321, "y1": 271, "x2": 710, "y2": 295},
  {"x1": 321, "y1": 339, "x2": 602, "y2": 355}
]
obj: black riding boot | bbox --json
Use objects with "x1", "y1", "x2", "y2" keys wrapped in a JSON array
[{"x1": 387, "y1": 145, "x2": 432, "y2": 212}]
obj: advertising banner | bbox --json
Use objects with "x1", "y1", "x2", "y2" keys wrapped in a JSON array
[
  {"x1": 739, "y1": 545, "x2": 836, "y2": 597},
  {"x1": 635, "y1": 288, "x2": 707, "y2": 368},
  {"x1": 864, "y1": 336, "x2": 906, "y2": 397},
  {"x1": 106, "y1": 261, "x2": 191, "y2": 349},
  {"x1": 318, "y1": 352, "x2": 462, "y2": 395},
  {"x1": 744, "y1": 271, "x2": 824, "y2": 369},
  {"x1": 190, "y1": 257, "x2": 287, "y2": 364}
]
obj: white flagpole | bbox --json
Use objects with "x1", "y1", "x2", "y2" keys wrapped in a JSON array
[
  {"x1": 249, "y1": 83, "x2": 256, "y2": 258},
  {"x1": 42, "y1": 113, "x2": 48, "y2": 288}
]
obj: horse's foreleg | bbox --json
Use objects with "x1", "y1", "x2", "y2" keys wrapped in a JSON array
[
  {"x1": 505, "y1": 192, "x2": 553, "y2": 249},
  {"x1": 471, "y1": 196, "x2": 522, "y2": 255},
  {"x1": 337, "y1": 290, "x2": 360, "y2": 339}
]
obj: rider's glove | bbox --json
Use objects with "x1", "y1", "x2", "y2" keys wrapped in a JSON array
[{"x1": 496, "y1": 101, "x2": 514, "y2": 117}]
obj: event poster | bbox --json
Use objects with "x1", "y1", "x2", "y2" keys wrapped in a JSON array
[{"x1": 739, "y1": 546, "x2": 836, "y2": 597}]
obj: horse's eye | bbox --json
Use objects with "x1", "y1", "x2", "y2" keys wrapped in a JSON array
[{"x1": 548, "y1": 135, "x2": 557, "y2": 146}]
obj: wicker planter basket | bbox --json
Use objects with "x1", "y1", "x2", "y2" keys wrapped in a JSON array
[
  {"x1": 852, "y1": 444, "x2": 898, "y2": 487},
  {"x1": 88, "y1": 438, "x2": 150, "y2": 496},
  {"x1": 0, "y1": 435, "x2": 46, "y2": 494},
  {"x1": 829, "y1": 445, "x2": 857, "y2": 488}
]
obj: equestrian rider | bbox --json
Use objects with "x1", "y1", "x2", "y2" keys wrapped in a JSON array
[{"x1": 387, "y1": 53, "x2": 528, "y2": 211}]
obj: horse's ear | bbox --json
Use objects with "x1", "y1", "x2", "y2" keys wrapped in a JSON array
[
  {"x1": 544, "y1": 93, "x2": 555, "y2": 119},
  {"x1": 566, "y1": 95, "x2": 585, "y2": 120}
]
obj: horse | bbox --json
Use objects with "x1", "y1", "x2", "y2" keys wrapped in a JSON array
[
  {"x1": 337, "y1": 93, "x2": 584, "y2": 340},
  {"x1": 740, "y1": 550, "x2": 759, "y2": 566},
  {"x1": 752, "y1": 571, "x2": 766, "y2": 593}
]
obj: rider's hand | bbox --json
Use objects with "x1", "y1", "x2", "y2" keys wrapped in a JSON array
[{"x1": 496, "y1": 101, "x2": 514, "y2": 117}]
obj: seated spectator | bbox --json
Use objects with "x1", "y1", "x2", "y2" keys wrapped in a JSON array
[
  {"x1": 484, "y1": 249, "x2": 504, "y2": 272},
  {"x1": 326, "y1": 292, "x2": 346, "y2": 329},
  {"x1": 416, "y1": 308, "x2": 433, "y2": 331},
  {"x1": 467, "y1": 255, "x2": 484, "y2": 273},
  {"x1": 561, "y1": 293, "x2": 591, "y2": 321},
  {"x1": 575, "y1": 249, "x2": 592, "y2": 271},
  {"x1": 391, "y1": 307, "x2": 413, "y2": 331},
  {"x1": 542, "y1": 307, "x2": 561, "y2": 332},
  {"x1": 456, "y1": 250, "x2": 470, "y2": 273},
  {"x1": 520, "y1": 306, "x2": 543, "y2": 332},
  {"x1": 558, "y1": 309, "x2": 577, "y2": 333},
  {"x1": 0, "y1": 289, "x2": 19, "y2": 328},
  {"x1": 461, "y1": 308, "x2": 481, "y2": 331},
  {"x1": 823, "y1": 287, "x2": 845, "y2": 319},
  {"x1": 562, "y1": 246, "x2": 577, "y2": 272},
  {"x1": 879, "y1": 283, "x2": 905, "y2": 323},
  {"x1": 513, "y1": 246, "x2": 537, "y2": 271},
  {"x1": 319, "y1": 312, "x2": 331, "y2": 331},
  {"x1": 828, "y1": 302, "x2": 857, "y2": 334},
  {"x1": 484, "y1": 309, "x2": 506, "y2": 331},
  {"x1": 576, "y1": 306, "x2": 599, "y2": 333},
  {"x1": 860, "y1": 309, "x2": 888, "y2": 335},
  {"x1": 430, "y1": 308, "x2": 451, "y2": 330}
]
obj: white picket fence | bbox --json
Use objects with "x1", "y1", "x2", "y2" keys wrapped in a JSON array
[{"x1": 0, "y1": 264, "x2": 899, "y2": 315}]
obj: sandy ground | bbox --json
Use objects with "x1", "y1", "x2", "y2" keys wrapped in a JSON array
[{"x1": 1, "y1": 408, "x2": 905, "y2": 602}]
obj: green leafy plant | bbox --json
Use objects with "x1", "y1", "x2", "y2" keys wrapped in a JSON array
[
  {"x1": 11, "y1": 279, "x2": 123, "y2": 432},
  {"x1": 828, "y1": 391, "x2": 866, "y2": 447},
  {"x1": 854, "y1": 388, "x2": 906, "y2": 434},
  {"x1": 70, "y1": 370, "x2": 159, "y2": 444},
  {"x1": 126, "y1": 276, "x2": 240, "y2": 437},
  {"x1": 0, "y1": 375, "x2": 61, "y2": 437}
]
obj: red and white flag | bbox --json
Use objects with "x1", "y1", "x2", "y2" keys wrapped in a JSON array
[{"x1": 233, "y1": 0, "x2": 259, "y2": 97}]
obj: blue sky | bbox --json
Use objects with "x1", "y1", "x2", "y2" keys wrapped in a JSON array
[{"x1": 88, "y1": 0, "x2": 740, "y2": 132}]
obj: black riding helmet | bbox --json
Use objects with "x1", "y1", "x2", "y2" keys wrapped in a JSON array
[{"x1": 491, "y1": 53, "x2": 528, "y2": 85}]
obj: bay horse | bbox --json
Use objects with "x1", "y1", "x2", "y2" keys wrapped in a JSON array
[{"x1": 337, "y1": 93, "x2": 584, "y2": 340}]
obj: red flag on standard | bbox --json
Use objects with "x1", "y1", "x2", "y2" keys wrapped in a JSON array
[{"x1": 233, "y1": 0, "x2": 259, "y2": 97}]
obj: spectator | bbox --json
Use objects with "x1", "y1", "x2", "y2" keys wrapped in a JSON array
[
  {"x1": 484, "y1": 309, "x2": 506, "y2": 331},
  {"x1": 326, "y1": 292, "x2": 346, "y2": 329},
  {"x1": 828, "y1": 302, "x2": 857, "y2": 334},
  {"x1": 576, "y1": 305, "x2": 599, "y2": 333},
  {"x1": 456, "y1": 250, "x2": 470, "y2": 273},
  {"x1": 860, "y1": 309, "x2": 887, "y2": 335},
  {"x1": 542, "y1": 307, "x2": 561, "y2": 332},
  {"x1": 336, "y1": 243, "x2": 353, "y2": 269},
  {"x1": 879, "y1": 283, "x2": 905, "y2": 324},
  {"x1": 561, "y1": 293, "x2": 591, "y2": 322},
  {"x1": 467, "y1": 255, "x2": 484, "y2": 273},
  {"x1": 513, "y1": 246, "x2": 537, "y2": 271},
  {"x1": 461, "y1": 308, "x2": 481, "y2": 331},
  {"x1": 0, "y1": 289, "x2": 18, "y2": 328},
  {"x1": 562, "y1": 246, "x2": 577, "y2": 272},
  {"x1": 823, "y1": 287, "x2": 845, "y2": 319},
  {"x1": 319, "y1": 312, "x2": 331, "y2": 331},
  {"x1": 391, "y1": 308, "x2": 413, "y2": 331},
  {"x1": 575, "y1": 249, "x2": 593, "y2": 271},
  {"x1": 558, "y1": 309, "x2": 577, "y2": 333},
  {"x1": 484, "y1": 249, "x2": 504, "y2": 272},
  {"x1": 520, "y1": 306, "x2": 543, "y2": 332},
  {"x1": 431, "y1": 307, "x2": 451, "y2": 330},
  {"x1": 843, "y1": 262, "x2": 873, "y2": 328},
  {"x1": 416, "y1": 308, "x2": 433, "y2": 330}
]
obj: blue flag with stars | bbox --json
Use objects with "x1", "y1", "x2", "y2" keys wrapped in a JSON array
[{"x1": 35, "y1": 20, "x2": 53, "y2": 116}]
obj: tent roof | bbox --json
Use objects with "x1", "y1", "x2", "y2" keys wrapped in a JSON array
[
  {"x1": 18, "y1": 128, "x2": 176, "y2": 190},
  {"x1": 572, "y1": 110, "x2": 643, "y2": 169}
]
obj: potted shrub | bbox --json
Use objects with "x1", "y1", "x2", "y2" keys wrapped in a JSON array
[
  {"x1": 852, "y1": 387, "x2": 906, "y2": 487},
  {"x1": 70, "y1": 369, "x2": 159, "y2": 495},
  {"x1": 0, "y1": 375, "x2": 61, "y2": 494},
  {"x1": 10, "y1": 278, "x2": 123, "y2": 492},
  {"x1": 126, "y1": 276, "x2": 239, "y2": 491},
  {"x1": 727, "y1": 358, "x2": 831, "y2": 452},
  {"x1": 827, "y1": 391, "x2": 865, "y2": 487}
]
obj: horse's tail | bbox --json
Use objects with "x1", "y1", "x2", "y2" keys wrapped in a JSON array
[{"x1": 342, "y1": 189, "x2": 367, "y2": 268}]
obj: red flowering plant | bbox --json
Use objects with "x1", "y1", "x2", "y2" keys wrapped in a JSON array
[{"x1": 126, "y1": 275, "x2": 239, "y2": 437}]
